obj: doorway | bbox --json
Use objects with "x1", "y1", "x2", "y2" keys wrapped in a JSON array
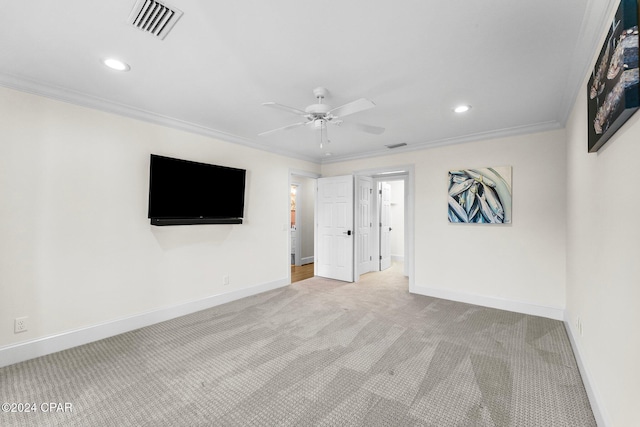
[
  {"x1": 290, "y1": 183, "x2": 299, "y2": 265},
  {"x1": 290, "y1": 171, "x2": 318, "y2": 283},
  {"x1": 357, "y1": 167, "x2": 412, "y2": 285},
  {"x1": 313, "y1": 166, "x2": 413, "y2": 288},
  {"x1": 377, "y1": 179, "x2": 405, "y2": 271},
  {"x1": 356, "y1": 176, "x2": 407, "y2": 279}
]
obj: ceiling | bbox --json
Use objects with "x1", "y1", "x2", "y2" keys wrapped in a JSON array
[{"x1": 0, "y1": 0, "x2": 615, "y2": 164}]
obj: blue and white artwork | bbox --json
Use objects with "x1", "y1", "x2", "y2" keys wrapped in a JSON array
[{"x1": 448, "y1": 166, "x2": 512, "y2": 224}]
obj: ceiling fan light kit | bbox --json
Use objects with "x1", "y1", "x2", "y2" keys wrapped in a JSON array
[
  {"x1": 313, "y1": 119, "x2": 327, "y2": 130},
  {"x1": 260, "y1": 87, "x2": 385, "y2": 148}
]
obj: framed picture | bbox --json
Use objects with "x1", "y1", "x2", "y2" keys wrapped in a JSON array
[
  {"x1": 448, "y1": 166, "x2": 512, "y2": 224},
  {"x1": 587, "y1": 0, "x2": 639, "y2": 152}
]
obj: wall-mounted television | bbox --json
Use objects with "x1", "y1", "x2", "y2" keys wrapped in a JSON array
[{"x1": 148, "y1": 154, "x2": 246, "y2": 225}]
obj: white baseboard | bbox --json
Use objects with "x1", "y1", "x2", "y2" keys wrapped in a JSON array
[
  {"x1": 301, "y1": 256, "x2": 314, "y2": 265},
  {"x1": 564, "y1": 317, "x2": 611, "y2": 427},
  {"x1": 391, "y1": 255, "x2": 405, "y2": 262},
  {"x1": 0, "y1": 277, "x2": 289, "y2": 368},
  {"x1": 412, "y1": 285, "x2": 564, "y2": 320}
]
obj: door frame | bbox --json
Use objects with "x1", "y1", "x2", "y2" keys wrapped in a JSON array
[
  {"x1": 377, "y1": 181, "x2": 392, "y2": 272},
  {"x1": 288, "y1": 165, "x2": 414, "y2": 291},
  {"x1": 288, "y1": 169, "x2": 320, "y2": 282},
  {"x1": 355, "y1": 175, "x2": 374, "y2": 278},
  {"x1": 354, "y1": 165, "x2": 414, "y2": 290},
  {"x1": 290, "y1": 182, "x2": 301, "y2": 266}
]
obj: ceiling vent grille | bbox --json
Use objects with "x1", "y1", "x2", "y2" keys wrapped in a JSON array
[
  {"x1": 385, "y1": 143, "x2": 407, "y2": 149},
  {"x1": 128, "y1": 0, "x2": 183, "y2": 40}
]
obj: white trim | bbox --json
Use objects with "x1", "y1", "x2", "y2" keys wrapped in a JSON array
[
  {"x1": 290, "y1": 180, "x2": 302, "y2": 266},
  {"x1": 354, "y1": 175, "x2": 375, "y2": 278},
  {"x1": 0, "y1": 74, "x2": 564, "y2": 167},
  {"x1": 301, "y1": 256, "x2": 314, "y2": 265},
  {"x1": 289, "y1": 169, "x2": 321, "y2": 180},
  {"x1": 558, "y1": 0, "x2": 621, "y2": 127},
  {"x1": 564, "y1": 317, "x2": 611, "y2": 427},
  {"x1": 0, "y1": 278, "x2": 289, "y2": 368},
  {"x1": 405, "y1": 167, "x2": 414, "y2": 283},
  {"x1": 289, "y1": 170, "x2": 320, "y2": 281},
  {"x1": 391, "y1": 255, "x2": 404, "y2": 262},
  {"x1": 352, "y1": 165, "x2": 414, "y2": 287},
  {"x1": 321, "y1": 122, "x2": 562, "y2": 164},
  {"x1": 0, "y1": 73, "x2": 321, "y2": 164},
  {"x1": 412, "y1": 285, "x2": 564, "y2": 321}
]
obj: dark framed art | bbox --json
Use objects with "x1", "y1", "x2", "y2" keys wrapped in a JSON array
[{"x1": 587, "y1": 0, "x2": 639, "y2": 153}]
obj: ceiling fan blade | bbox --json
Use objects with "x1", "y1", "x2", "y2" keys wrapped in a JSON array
[
  {"x1": 258, "y1": 122, "x2": 307, "y2": 136},
  {"x1": 328, "y1": 98, "x2": 375, "y2": 118},
  {"x1": 262, "y1": 102, "x2": 308, "y2": 116},
  {"x1": 337, "y1": 121, "x2": 385, "y2": 135}
]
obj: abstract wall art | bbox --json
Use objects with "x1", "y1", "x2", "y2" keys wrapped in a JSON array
[
  {"x1": 587, "y1": 0, "x2": 639, "y2": 152},
  {"x1": 448, "y1": 166, "x2": 512, "y2": 224}
]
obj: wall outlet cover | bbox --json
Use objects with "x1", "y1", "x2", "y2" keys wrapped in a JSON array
[{"x1": 14, "y1": 317, "x2": 28, "y2": 333}]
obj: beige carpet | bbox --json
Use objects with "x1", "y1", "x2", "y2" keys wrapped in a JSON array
[{"x1": 0, "y1": 263, "x2": 595, "y2": 426}]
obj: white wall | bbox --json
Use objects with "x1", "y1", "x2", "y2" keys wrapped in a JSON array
[
  {"x1": 4, "y1": 75, "x2": 634, "y2": 424},
  {"x1": 0, "y1": 86, "x2": 319, "y2": 350},
  {"x1": 322, "y1": 129, "x2": 567, "y2": 316},
  {"x1": 564, "y1": 42, "x2": 640, "y2": 427}
]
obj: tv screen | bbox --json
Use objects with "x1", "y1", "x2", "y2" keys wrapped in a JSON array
[{"x1": 148, "y1": 154, "x2": 246, "y2": 225}]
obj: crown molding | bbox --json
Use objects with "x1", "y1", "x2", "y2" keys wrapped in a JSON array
[
  {"x1": 557, "y1": 0, "x2": 621, "y2": 126},
  {"x1": 321, "y1": 120, "x2": 563, "y2": 164},
  {"x1": 0, "y1": 73, "x2": 321, "y2": 165},
  {"x1": 0, "y1": 73, "x2": 567, "y2": 167}
]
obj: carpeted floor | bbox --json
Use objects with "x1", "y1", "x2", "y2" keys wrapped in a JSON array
[{"x1": 0, "y1": 264, "x2": 595, "y2": 426}]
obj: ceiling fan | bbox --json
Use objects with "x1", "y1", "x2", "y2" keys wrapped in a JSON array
[{"x1": 259, "y1": 87, "x2": 385, "y2": 145}]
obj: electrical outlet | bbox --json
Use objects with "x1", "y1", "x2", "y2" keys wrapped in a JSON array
[
  {"x1": 223, "y1": 275, "x2": 230, "y2": 286},
  {"x1": 14, "y1": 317, "x2": 28, "y2": 333}
]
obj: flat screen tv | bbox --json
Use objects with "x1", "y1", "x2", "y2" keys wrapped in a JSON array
[{"x1": 148, "y1": 154, "x2": 246, "y2": 225}]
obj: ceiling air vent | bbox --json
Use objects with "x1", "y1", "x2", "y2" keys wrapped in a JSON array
[
  {"x1": 128, "y1": 0, "x2": 183, "y2": 40},
  {"x1": 385, "y1": 143, "x2": 407, "y2": 149}
]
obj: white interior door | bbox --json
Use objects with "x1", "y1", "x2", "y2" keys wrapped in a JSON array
[
  {"x1": 356, "y1": 176, "x2": 373, "y2": 277},
  {"x1": 317, "y1": 175, "x2": 354, "y2": 282},
  {"x1": 380, "y1": 182, "x2": 392, "y2": 271}
]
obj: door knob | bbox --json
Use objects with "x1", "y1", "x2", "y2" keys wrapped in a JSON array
[{"x1": 343, "y1": 230, "x2": 352, "y2": 236}]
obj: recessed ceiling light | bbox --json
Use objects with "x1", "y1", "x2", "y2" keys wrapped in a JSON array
[
  {"x1": 453, "y1": 105, "x2": 471, "y2": 113},
  {"x1": 102, "y1": 58, "x2": 130, "y2": 72}
]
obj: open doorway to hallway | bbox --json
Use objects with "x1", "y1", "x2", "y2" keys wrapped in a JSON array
[
  {"x1": 355, "y1": 169, "x2": 410, "y2": 285},
  {"x1": 290, "y1": 173, "x2": 317, "y2": 283},
  {"x1": 378, "y1": 179, "x2": 405, "y2": 271},
  {"x1": 364, "y1": 178, "x2": 406, "y2": 285},
  {"x1": 292, "y1": 166, "x2": 413, "y2": 288}
]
